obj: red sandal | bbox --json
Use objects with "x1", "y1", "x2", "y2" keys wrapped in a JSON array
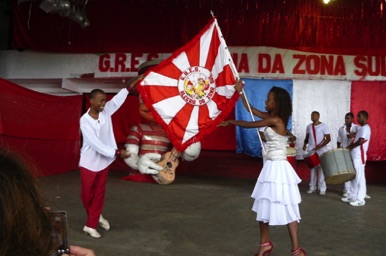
[
  {"x1": 255, "y1": 241, "x2": 273, "y2": 256},
  {"x1": 291, "y1": 247, "x2": 306, "y2": 256}
]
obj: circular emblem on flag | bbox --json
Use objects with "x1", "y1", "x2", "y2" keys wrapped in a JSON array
[{"x1": 177, "y1": 66, "x2": 216, "y2": 106}]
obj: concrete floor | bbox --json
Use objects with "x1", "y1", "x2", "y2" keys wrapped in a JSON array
[{"x1": 39, "y1": 170, "x2": 386, "y2": 256}]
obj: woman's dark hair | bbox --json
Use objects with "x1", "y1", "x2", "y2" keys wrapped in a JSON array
[
  {"x1": 0, "y1": 148, "x2": 58, "y2": 255},
  {"x1": 269, "y1": 86, "x2": 292, "y2": 127}
]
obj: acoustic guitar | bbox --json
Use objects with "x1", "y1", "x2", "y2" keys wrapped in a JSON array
[{"x1": 152, "y1": 147, "x2": 180, "y2": 184}]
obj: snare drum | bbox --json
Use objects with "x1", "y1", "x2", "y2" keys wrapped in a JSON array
[
  {"x1": 320, "y1": 148, "x2": 356, "y2": 185},
  {"x1": 303, "y1": 151, "x2": 320, "y2": 169}
]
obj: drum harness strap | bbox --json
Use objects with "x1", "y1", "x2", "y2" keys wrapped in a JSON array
[
  {"x1": 312, "y1": 124, "x2": 317, "y2": 146},
  {"x1": 312, "y1": 123, "x2": 326, "y2": 151}
]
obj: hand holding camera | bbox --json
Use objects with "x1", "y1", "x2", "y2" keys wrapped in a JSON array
[
  {"x1": 62, "y1": 245, "x2": 96, "y2": 256},
  {"x1": 49, "y1": 211, "x2": 95, "y2": 256}
]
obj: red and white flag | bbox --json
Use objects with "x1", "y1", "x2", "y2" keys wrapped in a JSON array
[{"x1": 138, "y1": 17, "x2": 239, "y2": 152}]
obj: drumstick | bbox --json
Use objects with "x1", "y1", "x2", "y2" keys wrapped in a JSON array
[{"x1": 314, "y1": 138, "x2": 327, "y2": 151}]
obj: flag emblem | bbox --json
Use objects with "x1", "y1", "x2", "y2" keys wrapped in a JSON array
[
  {"x1": 179, "y1": 66, "x2": 215, "y2": 106},
  {"x1": 138, "y1": 17, "x2": 239, "y2": 152}
]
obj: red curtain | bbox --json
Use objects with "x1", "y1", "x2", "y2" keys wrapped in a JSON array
[
  {"x1": 351, "y1": 81, "x2": 386, "y2": 161},
  {"x1": 0, "y1": 78, "x2": 83, "y2": 176},
  {"x1": 12, "y1": 0, "x2": 386, "y2": 55}
]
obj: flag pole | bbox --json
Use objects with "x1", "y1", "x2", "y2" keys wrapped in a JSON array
[
  {"x1": 240, "y1": 88, "x2": 266, "y2": 156},
  {"x1": 211, "y1": 12, "x2": 266, "y2": 156}
]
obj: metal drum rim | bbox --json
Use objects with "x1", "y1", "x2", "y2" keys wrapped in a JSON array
[{"x1": 320, "y1": 148, "x2": 350, "y2": 158}]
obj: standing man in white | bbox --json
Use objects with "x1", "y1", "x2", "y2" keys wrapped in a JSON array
[
  {"x1": 341, "y1": 111, "x2": 371, "y2": 207},
  {"x1": 79, "y1": 76, "x2": 142, "y2": 238},
  {"x1": 302, "y1": 111, "x2": 332, "y2": 196},
  {"x1": 337, "y1": 112, "x2": 359, "y2": 196}
]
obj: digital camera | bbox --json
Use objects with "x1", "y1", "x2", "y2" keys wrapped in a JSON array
[{"x1": 49, "y1": 211, "x2": 70, "y2": 256}]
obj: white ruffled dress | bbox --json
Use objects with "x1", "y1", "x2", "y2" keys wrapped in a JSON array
[{"x1": 251, "y1": 127, "x2": 302, "y2": 226}]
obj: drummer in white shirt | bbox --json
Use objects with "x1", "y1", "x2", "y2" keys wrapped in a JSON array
[
  {"x1": 337, "y1": 112, "x2": 359, "y2": 197},
  {"x1": 341, "y1": 111, "x2": 371, "y2": 207},
  {"x1": 302, "y1": 111, "x2": 332, "y2": 195}
]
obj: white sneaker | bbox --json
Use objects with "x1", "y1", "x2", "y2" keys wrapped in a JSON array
[
  {"x1": 350, "y1": 200, "x2": 366, "y2": 207},
  {"x1": 99, "y1": 215, "x2": 110, "y2": 231},
  {"x1": 83, "y1": 226, "x2": 101, "y2": 238},
  {"x1": 319, "y1": 191, "x2": 326, "y2": 196},
  {"x1": 365, "y1": 194, "x2": 371, "y2": 199},
  {"x1": 307, "y1": 189, "x2": 316, "y2": 194},
  {"x1": 341, "y1": 197, "x2": 355, "y2": 203}
]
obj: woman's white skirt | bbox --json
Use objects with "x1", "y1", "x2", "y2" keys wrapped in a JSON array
[{"x1": 251, "y1": 159, "x2": 302, "y2": 226}]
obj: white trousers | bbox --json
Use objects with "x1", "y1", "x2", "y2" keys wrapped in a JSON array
[
  {"x1": 309, "y1": 165, "x2": 327, "y2": 192},
  {"x1": 344, "y1": 181, "x2": 350, "y2": 193},
  {"x1": 348, "y1": 159, "x2": 366, "y2": 202}
]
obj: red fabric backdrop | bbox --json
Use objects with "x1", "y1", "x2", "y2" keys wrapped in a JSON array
[
  {"x1": 0, "y1": 79, "x2": 384, "y2": 179},
  {"x1": 351, "y1": 81, "x2": 386, "y2": 161},
  {"x1": 0, "y1": 78, "x2": 82, "y2": 176},
  {"x1": 12, "y1": 0, "x2": 386, "y2": 55}
]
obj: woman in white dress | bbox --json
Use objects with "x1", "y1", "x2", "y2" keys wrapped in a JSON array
[{"x1": 220, "y1": 81, "x2": 306, "y2": 256}]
